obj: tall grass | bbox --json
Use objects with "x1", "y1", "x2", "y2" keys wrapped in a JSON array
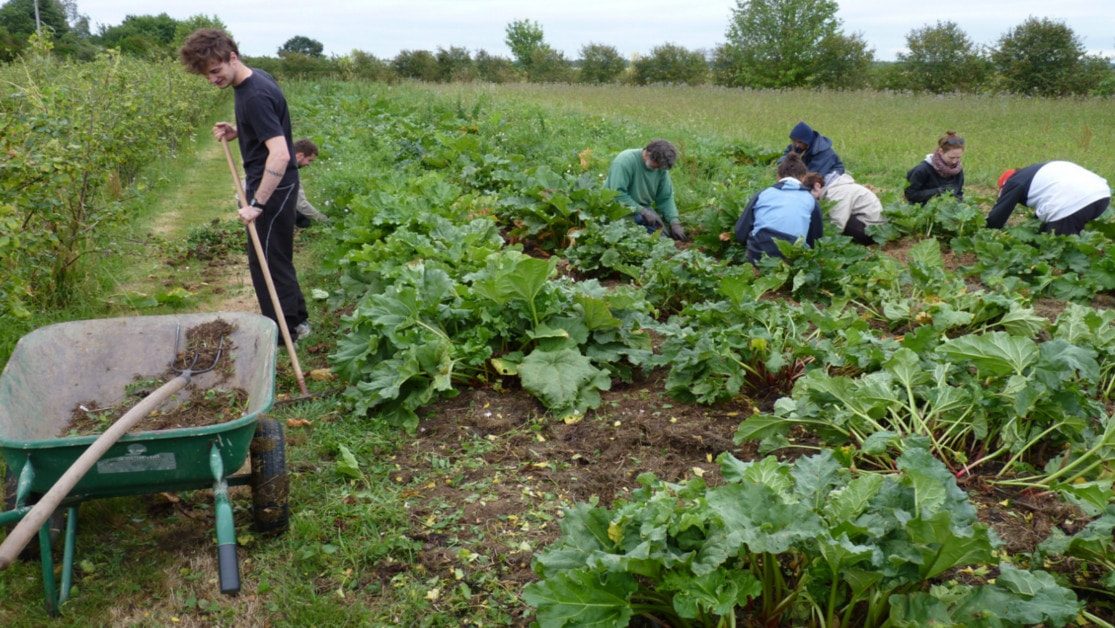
[{"x1": 422, "y1": 83, "x2": 1115, "y2": 194}]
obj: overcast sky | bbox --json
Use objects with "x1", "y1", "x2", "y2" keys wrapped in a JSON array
[{"x1": 75, "y1": 0, "x2": 1114, "y2": 62}]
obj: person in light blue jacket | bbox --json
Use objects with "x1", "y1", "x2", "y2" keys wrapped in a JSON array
[{"x1": 734, "y1": 152, "x2": 824, "y2": 265}]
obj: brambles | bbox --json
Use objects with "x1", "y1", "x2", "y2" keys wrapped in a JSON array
[{"x1": 0, "y1": 51, "x2": 218, "y2": 314}]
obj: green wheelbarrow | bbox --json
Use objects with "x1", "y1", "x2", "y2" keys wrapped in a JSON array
[{"x1": 0, "y1": 312, "x2": 288, "y2": 615}]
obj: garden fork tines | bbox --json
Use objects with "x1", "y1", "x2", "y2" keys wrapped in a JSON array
[{"x1": 172, "y1": 323, "x2": 226, "y2": 378}]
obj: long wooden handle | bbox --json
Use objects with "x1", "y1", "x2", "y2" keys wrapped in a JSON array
[
  {"x1": 0, "y1": 374, "x2": 190, "y2": 569},
  {"x1": 219, "y1": 139, "x2": 308, "y2": 396}
]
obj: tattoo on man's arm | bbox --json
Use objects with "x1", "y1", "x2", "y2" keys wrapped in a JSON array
[{"x1": 266, "y1": 167, "x2": 284, "y2": 178}]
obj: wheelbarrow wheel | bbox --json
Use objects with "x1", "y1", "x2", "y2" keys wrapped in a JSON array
[
  {"x1": 3, "y1": 473, "x2": 66, "y2": 561},
  {"x1": 249, "y1": 418, "x2": 289, "y2": 535}
]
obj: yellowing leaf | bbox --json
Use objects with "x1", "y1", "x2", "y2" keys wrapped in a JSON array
[
  {"x1": 692, "y1": 466, "x2": 706, "y2": 477},
  {"x1": 578, "y1": 147, "x2": 593, "y2": 170},
  {"x1": 490, "y1": 357, "x2": 518, "y2": 376},
  {"x1": 607, "y1": 521, "x2": 623, "y2": 544},
  {"x1": 286, "y1": 418, "x2": 312, "y2": 428},
  {"x1": 308, "y1": 368, "x2": 335, "y2": 381}
]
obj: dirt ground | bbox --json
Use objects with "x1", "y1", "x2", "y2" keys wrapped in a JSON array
[{"x1": 383, "y1": 371, "x2": 755, "y2": 592}]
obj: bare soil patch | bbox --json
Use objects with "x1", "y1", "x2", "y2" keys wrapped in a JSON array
[{"x1": 389, "y1": 371, "x2": 754, "y2": 591}]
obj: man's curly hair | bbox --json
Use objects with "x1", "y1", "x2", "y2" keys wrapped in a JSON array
[
  {"x1": 179, "y1": 29, "x2": 239, "y2": 75},
  {"x1": 644, "y1": 139, "x2": 678, "y2": 170}
]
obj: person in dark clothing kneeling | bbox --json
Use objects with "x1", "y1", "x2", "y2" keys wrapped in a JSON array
[
  {"x1": 734, "y1": 152, "x2": 824, "y2": 265},
  {"x1": 905, "y1": 131, "x2": 965, "y2": 204},
  {"x1": 988, "y1": 162, "x2": 1110, "y2": 235}
]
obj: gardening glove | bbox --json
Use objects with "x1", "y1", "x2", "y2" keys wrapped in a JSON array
[
  {"x1": 637, "y1": 206, "x2": 665, "y2": 230},
  {"x1": 667, "y1": 220, "x2": 689, "y2": 242}
]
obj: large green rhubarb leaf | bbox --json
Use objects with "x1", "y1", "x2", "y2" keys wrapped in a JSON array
[
  {"x1": 522, "y1": 569, "x2": 637, "y2": 627},
  {"x1": 519, "y1": 347, "x2": 610, "y2": 418},
  {"x1": 940, "y1": 331, "x2": 1039, "y2": 377}
]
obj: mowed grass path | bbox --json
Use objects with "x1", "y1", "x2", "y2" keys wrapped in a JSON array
[{"x1": 425, "y1": 83, "x2": 1115, "y2": 196}]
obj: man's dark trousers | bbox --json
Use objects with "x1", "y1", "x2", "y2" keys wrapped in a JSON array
[{"x1": 246, "y1": 181, "x2": 308, "y2": 335}]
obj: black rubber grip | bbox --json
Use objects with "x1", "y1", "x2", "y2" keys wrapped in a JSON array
[{"x1": 217, "y1": 543, "x2": 240, "y2": 595}]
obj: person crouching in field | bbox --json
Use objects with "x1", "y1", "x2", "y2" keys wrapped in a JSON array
[
  {"x1": 179, "y1": 29, "x2": 310, "y2": 341},
  {"x1": 293, "y1": 138, "x2": 330, "y2": 228},
  {"x1": 783, "y1": 120, "x2": 882, "y2": 244},
  {"x1": 605, "y1": 139, "x2": 689, "y2": 241},
  {"x1": 733, "y1": 152, "x2": 823, "y2": 264},
  {"x1": 987, "y1": 162, "x2": 1110, "y2": 235},
  {"x1": 905, "y1": 131, "x2": 965, "y2": 205},
  {"x1": 819, "y1": 173, "x2": 885, "y2": 245},
  {"x1": 782, "y1": 121, "x2": 844, "y2": 184}
]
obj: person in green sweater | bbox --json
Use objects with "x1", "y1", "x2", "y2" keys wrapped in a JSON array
[{"x1": 605, "y1": 139, "x2": 689, "y2": 241}]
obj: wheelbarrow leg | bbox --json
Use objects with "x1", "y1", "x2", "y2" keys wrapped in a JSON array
[
  {"x1": 210, "y1": 443, "x2": 240, "y2": 595},
  {"x1": 39, "y1": 522, "x2": 57, "y2": 615},
  {"x1": 40, "y1": 505, "x2": 79, "y2": 615},
  {"x1": 58, "y1": 506, "x2": 78, "y2": 606}
]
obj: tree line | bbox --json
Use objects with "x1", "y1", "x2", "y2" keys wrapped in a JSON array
[{"x1": 2, "y1": 0, "x2": 1112, "y2": 97}]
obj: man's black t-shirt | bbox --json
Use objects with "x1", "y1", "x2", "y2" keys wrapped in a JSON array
[{"x1": 233, "y1": 69, "x2": 298, "y2": 194}]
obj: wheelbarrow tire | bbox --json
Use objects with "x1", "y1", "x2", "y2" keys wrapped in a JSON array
[
  {"x1": 249, "y1": 418, "x2": 289, "y2": 535},
  {"x1": 3, "y1": 473, "x2": 66, "y2": 561}
]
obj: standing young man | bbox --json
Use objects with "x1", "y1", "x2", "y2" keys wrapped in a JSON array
[{"x1": 179, "y1": 29, "x2": 309, "y2": 340}]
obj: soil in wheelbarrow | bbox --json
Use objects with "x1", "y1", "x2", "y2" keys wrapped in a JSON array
[{"x1": 62, "y1": 320, "x2": 248, "y2": 436}]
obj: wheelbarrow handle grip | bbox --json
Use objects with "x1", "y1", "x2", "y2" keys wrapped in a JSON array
[
  {"x1": 219, "y1": 138, "x2": 308, "y2": 397},
  {"x1": 0, "y1": 374, "x2": 191, "y2": 569}
]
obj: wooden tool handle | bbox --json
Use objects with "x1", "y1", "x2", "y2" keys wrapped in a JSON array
[
  {"x1": 219, "y1": 139, "x2": 308, "y2": 396},
  {"x1": 0, "y1": 374, "x2": 190, "y2": 569}
]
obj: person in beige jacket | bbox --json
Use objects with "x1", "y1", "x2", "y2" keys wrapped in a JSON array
[{"x1": 821, "y1": 173, "x2": 885, "y2": 244}]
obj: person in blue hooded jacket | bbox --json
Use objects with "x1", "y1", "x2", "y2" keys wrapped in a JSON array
[
  {"x1": 734, "y1": 152, "x2": 824, "y2": 265},
  {"x1": 782, "y1": 121, "x2": 844, "y2": 185}
]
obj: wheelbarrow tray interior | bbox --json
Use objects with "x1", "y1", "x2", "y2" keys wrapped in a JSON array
[{"x1": 0, "y1": 313, "x2": 277, "y2": 499}]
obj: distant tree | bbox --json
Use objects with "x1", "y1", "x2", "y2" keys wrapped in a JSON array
[
  {"x1": 633, "y1": 43, "x2": 708, "y2": 85},
  {"x1": 0, "y1": 0, "x2": 68, "y2": 56},
  {"x1": 279, "y1": 35, "x2": 324, "y2": 58},
  {"x1": 811, "y1": 32, "x2": 873, "y2": 89},
  {"x1": 96, "y1": 13, "x2": 177, "y2": 57},
  {"x1": 173, "y1": 14, "x2": 227, "y2": 49},
  {"x1": 526, "y1": 45, "x2": 572, "y2": 82},
  {"x1": 578, "y1": 43, "x2": 625, "y2": 83},
  {"x1": 504, "y1": 19, "x2": 544, "y2": 67},
  {"x1": 338, "y1": 49, "x2": 393, "y2": 81},
  {"x1": 0, "y1": 0, "x2": 69, "y2": 39},
  {"x1": 718, "y1": 0, "x2": 869, "y2": 88},
  {"x1": 474, "y1": 49, "x2": 520, "y2": 83},
  {"x1": 503, "y1": 19, "x2": 569, "y2": 82},
  {"x1": 992, "y1": 18, "x2": 1090, "y2": 96},
  {"x1": 1078, "y1": 55, "x2": 1115, "y2": 96},
  {"x1": 392, "y1": 49, "x2": 439, "y2": 82},
  {"x1": 435, "y1": 46, "x2": 475, "y2": 82},
  {"x1": 894, "y1": 21, "x2": 990, "y2": 93}
]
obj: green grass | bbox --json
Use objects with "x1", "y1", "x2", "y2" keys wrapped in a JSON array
[{"x1": 422, "y1": 82, "x2": 1115, "y2": 193}]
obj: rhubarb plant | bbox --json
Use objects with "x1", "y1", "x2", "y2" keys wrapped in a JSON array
[{"x1": 524, "y1": 447, "x2": 1080, "y2": 627}]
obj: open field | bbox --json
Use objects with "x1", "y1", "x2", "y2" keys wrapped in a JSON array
[
  {"x1": 424, "y1": 83, "x2": 1115, "y2": 193},
  {"x1": 2, "y1": 80, "x2": 1113, "y2": 626}
]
